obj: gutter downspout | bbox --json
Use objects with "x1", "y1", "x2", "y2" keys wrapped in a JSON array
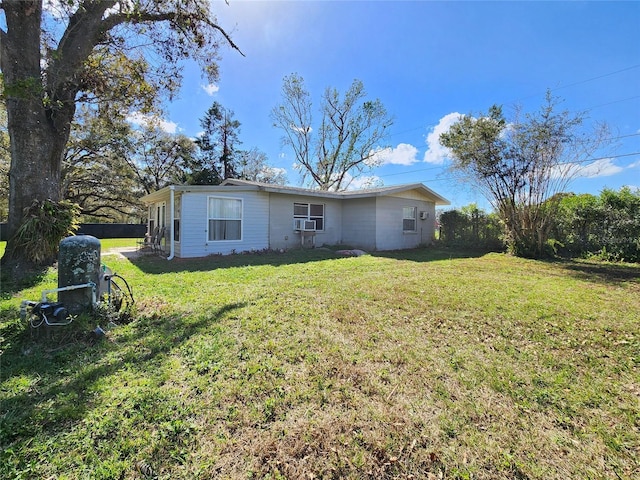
[{"x1": 167, "y1": 186, "x2": 175, "y2": 260}]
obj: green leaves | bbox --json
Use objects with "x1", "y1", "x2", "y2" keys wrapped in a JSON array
[
  {"x1": 553, "y1": 188, "x2": 640, "y2": 261},
  {"x1": 8, "y1": 199, "x2": 80, "y2": 266},
  {"x1": 440, "y1": 95, "x2": 609, "y2": 258},
  {"x1": 1, "y1": 76, "x2": 43, "y2": 101},
  {"x1": 191, "y1": 101, "x2": 242, "y2": 184}
]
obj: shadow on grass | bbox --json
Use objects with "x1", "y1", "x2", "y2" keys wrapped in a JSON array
[
  {"x1": 0, "y1": 301, "x2": 247, "y2": 449},
  {"x1": 122, "y1": 246, "x2": 491, "y2": 275},
  {"x1": 371, "y1": 246, "x2": 491, "y2": 263},
  {"x1": 123, "y1": 248, "x2": 352, "y2": 275},
  {"x1": 0, "y1": 265, "x2": 50, "y2": 299},
  {"x1": 550, "y1": 259, "x2": 640, "y2": 286}
]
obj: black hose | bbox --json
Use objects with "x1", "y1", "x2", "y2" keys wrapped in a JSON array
[{"x1": 109, "y1": 273, "x2": 135, "y2": 305}]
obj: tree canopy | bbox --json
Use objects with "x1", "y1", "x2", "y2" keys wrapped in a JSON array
[
  {"x1": 440, "y1": 94, "x2": 608, "y2": 257},
  {"x1": 191, "y1": 101, "x2": 242, "y2": 184},
  {"x1": 272, "y1": 74, "x2": 392, "y2": 191},
  {"x1": 0, "y1": 0, "x2": 240, "y2": 274},
  {"x1": 237, "y1": 148, "x2": 287, "y2": 185},
  {"x1": 62, "y1": 106, "x2": 143, "y2": 222}
]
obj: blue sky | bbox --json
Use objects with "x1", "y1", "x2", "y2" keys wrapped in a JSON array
[{"x1": 158, "y1": 0, "x2": 639, "y2": 209}]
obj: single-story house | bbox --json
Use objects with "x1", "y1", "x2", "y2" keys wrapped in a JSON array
[{"x1": 140, "y1": 179, "x2": 450, "y2": 259}]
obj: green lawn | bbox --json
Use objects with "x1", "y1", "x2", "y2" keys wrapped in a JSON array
[
  {"x1": 0, "y1": 238, "x2": 137, "y2": 258},
  {"x1": 1, "y1": 247, "x2": 639, "y2": 479}
]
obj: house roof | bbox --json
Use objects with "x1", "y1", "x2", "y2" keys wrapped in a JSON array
[{"x1": 140, "y1": 179, "x2": 450, "y2": 205}]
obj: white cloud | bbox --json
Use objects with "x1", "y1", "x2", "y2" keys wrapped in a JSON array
[
  {"x1": 555, "y1": 158, "x2": 625, "y2": 179},
  {"x1": 201, "y1": 83, "x2": 220, "y2": 96},
  {"x1": 423, "y1": 112, "x2": 462, "y2": 164},
  {"x1": 269, "y1": 166, "x2": 288, "y2": 176},
  {"x1": 577, "y1": 158, "x2": 624, "y2": 178},
  {"x1": 45, "y1": 0, "x2": 134, "y2": 20},
  {"x1": 126, "y1": 112, "x2": 178, "y2": 134},
  {"x1": 369, "y1": 143, "x2": 419, "y2": 166},
  {"x1": 340, "y1": 172, "x2": 383, "y2": 190}
]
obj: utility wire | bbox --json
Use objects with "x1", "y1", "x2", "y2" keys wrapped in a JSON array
[
  {"x1": 384, "y1": 64, "x2": 640, "y2": 140},
  {"x1": 376, "y1": 134, "x2": 640, "y2": 179},
  {"x1": 378, "y1": 151, "x2": 640, "y2": 181},
  {"x1": 549, "y1": 64, "x2": 640, "y2": 93}
]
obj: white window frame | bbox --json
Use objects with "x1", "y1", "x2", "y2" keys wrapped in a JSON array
[
  {"x1": 173, "y1": 196, "x2": 181, "y2": 243},
  {"x1": 293, "y1": 202, "x2": 325, "y2": 232},
  {"x1": 207, "y1": 196, "x2": 243, "y2": 242},
  {"x1": 155, "y1": 202, "x2": 166, "y2": 228},
  {"x1": 403, "y1": 206, "x2": 417, "y2": 233}
]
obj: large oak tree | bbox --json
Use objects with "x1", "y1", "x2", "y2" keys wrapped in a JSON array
[{"x1": 0, "y1": 0, "x2": 240, "y2": 275}]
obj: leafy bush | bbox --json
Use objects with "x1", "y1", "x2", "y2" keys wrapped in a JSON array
[
  {"x1": 438, "y1": 204, "x2": 504, "y2": 251},
  {"x1": 551, "y1": 187, "x2": 639, "y2": 262},
  {"x1": 7, "y1": 199, "x2": 80, "y2": 265}
]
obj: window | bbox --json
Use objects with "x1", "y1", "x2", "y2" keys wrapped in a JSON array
[
  {"x1": 294, "y1": 202, "x2": 324, "y2": 231},
  {"x1": 208, "y1": 197, "x2": 242, "y2": 241},
  {"x1": 403, "y1": 206, "x2": 417, "y2": 232},
  {"x1": 174, "y1": 197, "x2": 181, "y2": 242},
  {"x1": 173, "y1": 219, "x2": 180, "y2": 242},
  {"x1": 156, "y1": 203, "x2": 166, "y2": 228}
]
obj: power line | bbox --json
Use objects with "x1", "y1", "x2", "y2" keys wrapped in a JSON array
[
  {"x1": 550, "y1": 64, "x2": 640, "y2": 93},
  {"x1": 377, "y1": 151, "x2": 640, "y2": 181},
  {"x1": 384, "y1": 64, "x2": 640, "y2": 140},
  {"x1": 507, "y1": 64, "x2": 640, "y2": 104},
  {"x1": 380, "y1": 164, "x2": 442, "y2": 178},
  {"x1": 387, "y1": 95, "x2": 640, "y2": 140},
  {"x1": 376, "y1": 134, "x2": 640, "y2": 178},
  {"x1": 585, "y1": 95, "x2": 640, "y2": 112}
]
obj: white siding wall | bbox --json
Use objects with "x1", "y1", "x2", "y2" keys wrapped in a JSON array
[
  {"x1": 269, "y1": 193, "x2": 343, "y2": 250},
  {"x1": 341, "y1": 198, "x2": 377, "y2": 250},
  {"x1": 178, "y1": 191, "x2": 269, "y2": 258},
  {"x1": 145, "y1": 185, "x2": 441, "y2": 258},
  {"x1": 375, "y1": 196, "x2": 436, "y2": 250}
]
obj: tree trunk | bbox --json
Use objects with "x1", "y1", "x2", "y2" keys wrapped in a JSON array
[{"x1": 1, "y1": 1, "x2": 74, "y2": 276}]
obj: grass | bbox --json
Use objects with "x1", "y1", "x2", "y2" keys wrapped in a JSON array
[
  {"x1": 99, "y1": 238, "x2": 139, "y2": 250},
  {"x1": 0, "y1": 238, "x2": 136, "y2": 259},
  {"x1": 1, "y1": 245, "x2": 639, "y2": 479}
]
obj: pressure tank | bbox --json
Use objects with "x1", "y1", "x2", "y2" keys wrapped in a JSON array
[{"x1": 58, "y1": 235, "x2": 101, "y2": 314}]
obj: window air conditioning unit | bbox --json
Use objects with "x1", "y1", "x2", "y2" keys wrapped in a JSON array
[
  {"x1": 419, "y1": 211, "x2": 429, "y2": 220},
  {"x1": 293, "y1": 219, "x2": 316, "y2": 231}
]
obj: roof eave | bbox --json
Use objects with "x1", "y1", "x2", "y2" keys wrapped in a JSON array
[
  {"x1": 140, "y1": 180, "x2": 451, "y2": 205},
  {"x1": 140, "y1": 184, "x2": 262, "y2": 203}
]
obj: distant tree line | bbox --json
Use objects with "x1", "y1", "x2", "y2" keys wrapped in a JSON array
[
  {"x1": 439, "y1": 186, "x2": 640, "y2": 262},
  {"x1": 0, "y1": 100, "x2": 286, "y2": 225}
]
